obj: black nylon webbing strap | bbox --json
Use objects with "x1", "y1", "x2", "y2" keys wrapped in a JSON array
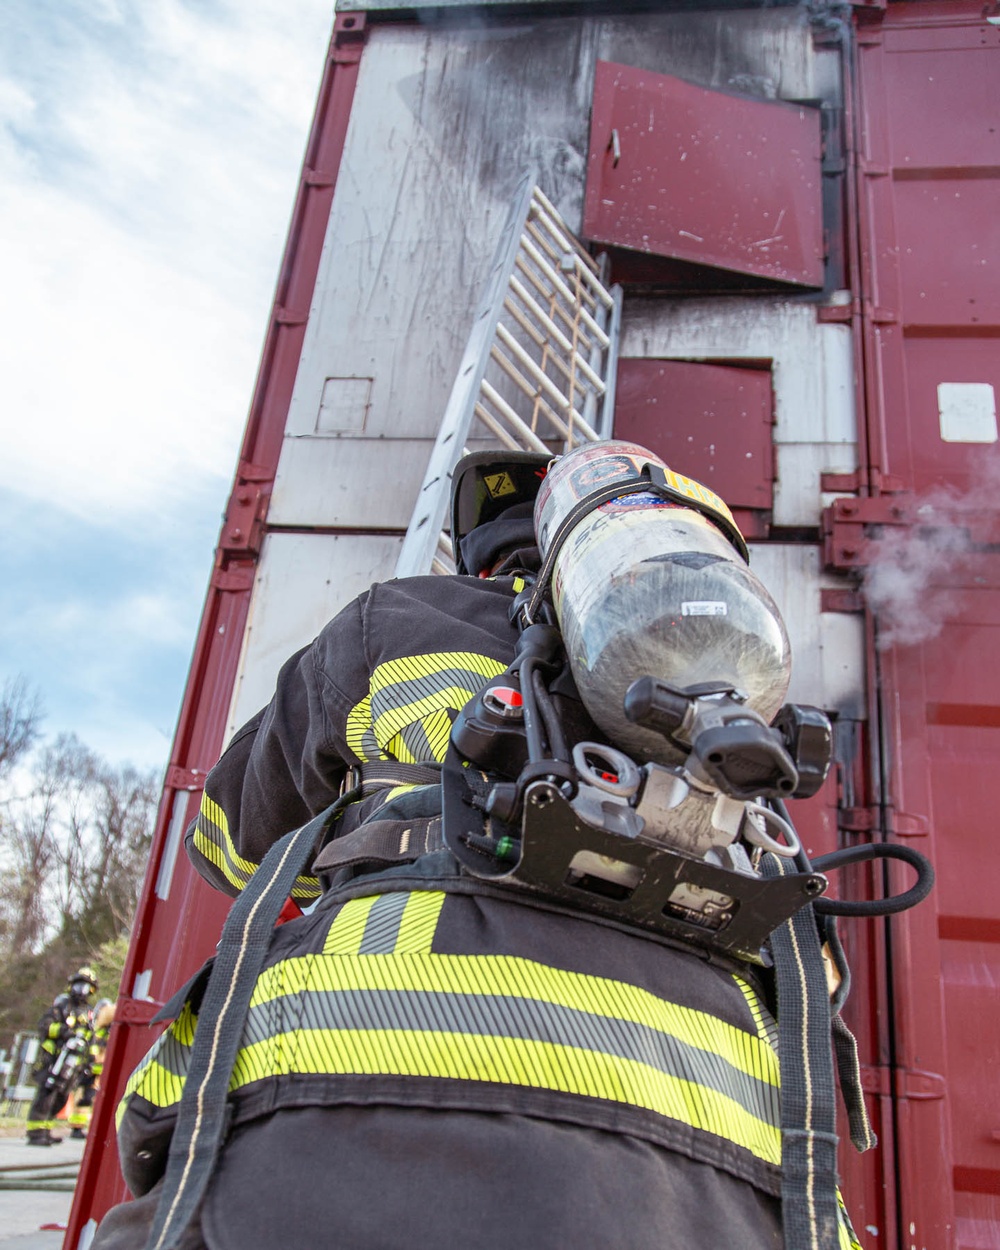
[
  {"x1": 313, "y1": 815, "x2": 444, "y2": 872},
  {"x1": 143, "y1": 796, "x2": 353, "y2": 1250},
  {"x1": 761, "y1": 852, "x2": 841, "y2": 1250},
  {"x1": 525, "y1": 464, "x2": 749, "y2": 624},
  {"x1": 824, "y1": 916, "x2": 876, "y2": 1154},
  {"x1": 832, "y1": 1014, "x2": 876, "y2": 1153},
  {"x1": 341, "y1": 760, "x2": 442, "y2": 795}
]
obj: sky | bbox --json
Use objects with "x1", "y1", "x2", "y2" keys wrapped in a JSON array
[{"x1": 0, "y1": 0, "x2": 335, "y2": 773}]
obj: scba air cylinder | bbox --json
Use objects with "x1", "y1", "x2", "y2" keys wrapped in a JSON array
[{"x1": 533, "y1": 441, "x2": 792, "y2": 767}]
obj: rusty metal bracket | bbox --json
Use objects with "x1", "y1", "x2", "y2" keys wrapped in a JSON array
[
  {"x1": 210, "y1": 564, "x2": 256, "y2": 594},
  {"x1": 164, "y1": 765, "x2": 208, "y2": 793},
  {"x1": 219, "y1": 461, "x2": 273, "y2": 557},
  {"x1": 859, "y1": 1064, "x2": 890, "y2": 1096},
  {"x1": 116, "y1": 997, "x2": 166, "y2": 1026},
  {"x1": 333, "y1": 11, "x2": 366, "y2": 57},
  {"x1": 822, "y1": 493, "x2": 914, "y2": 571},
  {"x1": 821, "y1": 587, "x2": 864, "y2": 614}
]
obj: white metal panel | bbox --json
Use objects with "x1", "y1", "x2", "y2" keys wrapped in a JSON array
[
  {"x1": 937, "y1": 381, "x2": 997, "y2": 443},
  {"x1": 270, "y1": 438, "x2": 436, "y2": 528},
  {"x1": 620, "y1": 298, "x2": 858, "y2": 527},
  {"x1": 226, "y1": 531, "x2": 403, "y2": 742},
  {"x1": 276, "y1": 10, "x2": 827, "y2": 539},
  {"x1": 749, "y1": 543, "x2": 866, "y2": 719},
  {"x1": 596, "y1": 10, "x2": 818, "y2": 102},
  {"x1": 270, "y1": 437, "x2": 518, "y2": 528},
  {"x1": 285, "y1": 24, "x2": 592, "y2": 446}
]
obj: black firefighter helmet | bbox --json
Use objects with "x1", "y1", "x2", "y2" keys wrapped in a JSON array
[
  {"x1": 69, "y1": 966, "x2": 98, "y2": 1005},
  {"x1": 450, "y1": 450, "x2": 553, "y2": 576}
]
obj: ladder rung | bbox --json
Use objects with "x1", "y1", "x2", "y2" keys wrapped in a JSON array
[
  {"x1": 505, "y1": 279, "x2": 606, "y2": 392},
  {"x1": 475, "y1": 390, "x2": 552, "y2": 452}
]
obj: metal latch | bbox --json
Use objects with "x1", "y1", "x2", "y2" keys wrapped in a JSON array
[{"x1": 821, "y1": 494, "x2": 914, "y2": 571}]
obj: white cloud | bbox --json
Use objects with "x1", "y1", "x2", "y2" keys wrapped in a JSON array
[
  {"x1": 0, "y1": 0, "x2": 333, "y2": 527},
  {"x1": 0, "y1": 0, "x2": 333, "y2": 770}
]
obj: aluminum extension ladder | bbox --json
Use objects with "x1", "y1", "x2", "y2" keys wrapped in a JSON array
[{"x1": 395, "y1": 177, "x2": 623, "y2": 577}]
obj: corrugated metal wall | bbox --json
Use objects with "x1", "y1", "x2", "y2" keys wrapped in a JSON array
[{"x1": 850, "y1": 6, "x2": 1000, "y2": 1247}]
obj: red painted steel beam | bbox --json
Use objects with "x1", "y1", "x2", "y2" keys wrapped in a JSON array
[{"x1": 64, "y1": 14, "x2": 367, "y2": 1245}]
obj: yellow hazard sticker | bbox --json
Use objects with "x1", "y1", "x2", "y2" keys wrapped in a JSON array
[{"x1": 483, "y1": 471, "x2": 517, "y2": 499}]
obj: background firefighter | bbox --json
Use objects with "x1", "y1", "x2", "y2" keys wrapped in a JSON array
[
  {"x1": 92, "y1": 446, "x2": 862, "y2": 1249},
  {"x1": 25, "y1": 965, "x2": 98, "y2": 1146},
  {"x1": 67, "y1": 997, "x2": 117, "y2": 1139}
]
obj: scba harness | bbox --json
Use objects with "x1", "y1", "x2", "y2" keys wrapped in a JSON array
[{"x1": 137, "y1": 576, "x2": 930, "y2": 1250}]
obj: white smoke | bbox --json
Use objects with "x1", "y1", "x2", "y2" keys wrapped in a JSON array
[{"x1": 862, "y1": 451, "x2": 1000, "y2": 648}]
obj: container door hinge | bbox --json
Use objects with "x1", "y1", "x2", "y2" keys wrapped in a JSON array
[
  {"x1": 820, "y1": 469, "x2": 907, "y2": 494},
  {"x1": 859, "y1": 1064, "x2": 890, "y2": 1096},
  {"x1": 839, "y1": 807, "x2": 929, "y2": 836},
  {"x1": 821, "y1": 491, "x2": 915, "y2": 571},
  {"x1": 333, "y1": 12, "x2": 366, "y2": 60},
  {"x1": 820, "y1": 587, "x2": 864, "y2": 614},
  {"x1": 896, "y1": 1069, "x2": 946, "y2": 1101},
  {"x1": 860, "y1": 1066, "x2": 945, "y2": 1100}
]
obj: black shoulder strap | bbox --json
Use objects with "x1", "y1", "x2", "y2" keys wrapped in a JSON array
[
  {"x1": 143, "y1": 793, "x2": 355, "y2": 1250},
  {"x1": 761, "y1": 852, "x2": 840, "y2": 1250}
]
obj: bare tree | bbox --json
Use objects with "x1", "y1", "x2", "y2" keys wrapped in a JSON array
[
  {"x1": 0, "y1": 682, "x2": 159, "y2": 1041},
  {"x1": 72, "y1": 754, "x2": 158, "y2": 946},
  {"x1": 0, "y1": 678, "x2": 48, "y2": 956},
  {"x1": 0, "y1": 729, "x2": 158, "y2": 958},
  {"x1": 0, "y1": 675, "x2": 42, "y2": 777}
]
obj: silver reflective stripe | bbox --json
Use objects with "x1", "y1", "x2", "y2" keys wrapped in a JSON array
[
  {"x1": 358, "y1": 894, "x2": 412, "y2": 955},
  {"x1": 240, "y1": 981, "x2": 779, "y2": 1128}
]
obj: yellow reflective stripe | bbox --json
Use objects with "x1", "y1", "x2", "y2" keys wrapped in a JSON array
[
  {"x1": 193, "y1": 793, "x2": 320, "y2": 900},
  {"x1": 323, "y1": 895, "x2": 380, "y2": 955},
  {"x1": 369, "y1": 652, "x2": 505, "y2": 693},
  {"x1": 116, "y1": 1062, "x2": 186, "y2": 1129},
  {"x1": 346, "y1": 694, "x2": 376, "y2": 761},
  {"x1": 323, "y1": 892, "x2": 445, "y2": 957},
  {"x1": 421, "y1": 708, "x2": 453, "y2": 762},
  {"x1": 115, "y1": 915, "x2": 782, "y2": 1169},
  {"x1": 115, "y1": 1005, "x2": 197, "y2": 1126},
  {"x1": 394, "y1": 892, "x2": 446, "y2": 954},
  {"x1": 660, "y1": 465, "x2": 738, "y2": 530},
  {"x1": 838, "y1": 1191, "x2": 864, "y2": 1250},
  {"x1": 733, "y1": 975, "x2": 779, "y2": 1053},
  {"x1": 383, "y1": 785, "x2": 414, "y2": 802},
  {"x1": 229, "y1": 1026, "x2": 779, "y2": 1165},
  {"x1": 248, "y1": 953, "x2": 778, "y2": 1090},
  {"x1": 370, "y1": 687, "x2": 489, "y2": 754},
  {"x1": 347, "y1": 652, "x2": 507, "y2": 763}
]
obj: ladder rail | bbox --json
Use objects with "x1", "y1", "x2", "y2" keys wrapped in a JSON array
[{"x1": 395, "y1": 178, "x2": 621, "y2": 579}]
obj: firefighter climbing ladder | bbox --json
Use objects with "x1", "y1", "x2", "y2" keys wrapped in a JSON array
[{"x1": 395, "y1": 177, "x2": 623, "y2": 577}]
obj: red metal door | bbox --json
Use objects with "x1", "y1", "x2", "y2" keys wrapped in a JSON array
[
  {"x1": 848, "y1": 5, "x2": 1000, "y2": 1247},
  {"x1": 584, "y1": 59, "x2": 825, "y2": 288},
  {"x1": 613, "y1": 357, "x2": 775, "y2": 539}
]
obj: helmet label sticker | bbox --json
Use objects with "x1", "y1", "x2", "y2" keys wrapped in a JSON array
[
  {"x1": 682, "y1": 602, "x2": 729, "y2": 616},
  {"x1": 483, "y1": 471, "x2": 517, "y2": 499}
]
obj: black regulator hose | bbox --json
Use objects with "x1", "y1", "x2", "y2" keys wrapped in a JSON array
[
  {"x1": 809, "y1": 842, "x2": 935, "y2": 917},
  {"x1": 769, "y1": 797, "x2": 935, "y2": 918}
]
